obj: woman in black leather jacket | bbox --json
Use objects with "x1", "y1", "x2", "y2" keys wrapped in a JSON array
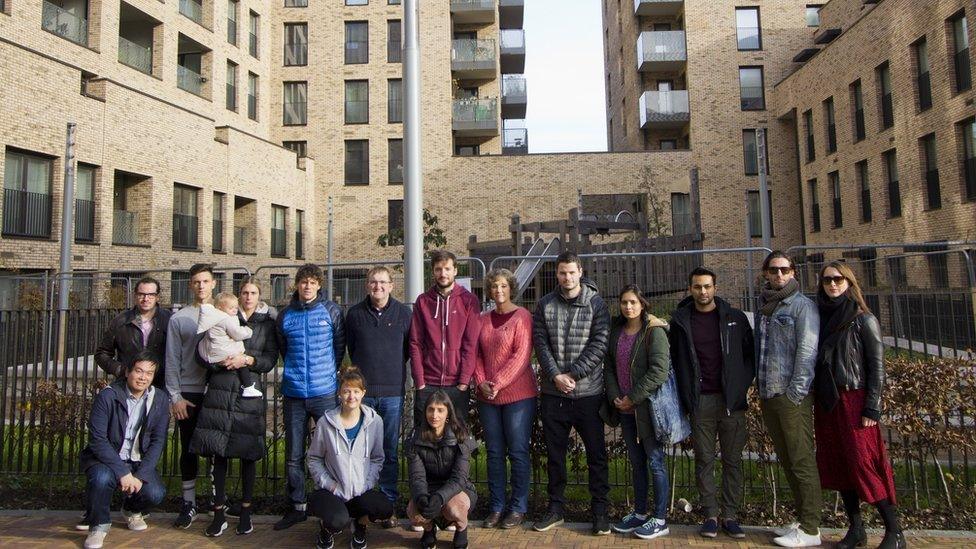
[{"x1": 814, "y1": 261, "x2": 903, "y2": 549}]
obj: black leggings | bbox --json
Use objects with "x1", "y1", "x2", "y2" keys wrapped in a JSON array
[
  {"x1": 211, "y1": 456, "x2": 256, "y2": 507},
  {"x1": 308, "y1": 489, "x2": 393, "y2": 532}
]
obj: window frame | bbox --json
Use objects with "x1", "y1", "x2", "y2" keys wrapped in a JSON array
[{"x1": 738, "y1": 66, "x2": 766, "y2": 111}]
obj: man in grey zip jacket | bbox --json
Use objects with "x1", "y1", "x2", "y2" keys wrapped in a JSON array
[{"x1": 532, "y1": 252, "x2": 611, "y2": 535}]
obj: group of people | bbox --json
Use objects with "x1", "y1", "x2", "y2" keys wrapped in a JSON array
[{"x1": 76, "y1": 249, "x2": 904, "y2": 549}]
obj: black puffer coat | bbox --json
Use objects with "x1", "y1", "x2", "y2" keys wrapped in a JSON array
[
  {"x1": 405, "y1": 427, "x2": 478, "y2": 508},
  {"x1": 189, "y1": 303, "x2": 279, "y2": 461}
]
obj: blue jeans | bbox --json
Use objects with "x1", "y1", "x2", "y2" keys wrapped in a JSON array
[
  {"x1": 362, "y1": 395, "x2": 404, "y2": 504},
  {"x1": 620, "y1": 413, "x2": 669, "y2": 519},
  {"x1": 479, "y1": 397, "x2": 535, "y2": 514},
  {"x1": 284, "y1": 393, "x2": 338, "y2": 505},
  {"x1": 84, "y1": 462, "x2": 166, "y2": 532}
]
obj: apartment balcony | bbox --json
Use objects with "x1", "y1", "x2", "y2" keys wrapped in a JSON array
[
  {"x1": 634, "y1": 0, "x2": 683, "y2": 17},
  {"x1": 112, "y1": 210, "x2": 139, "y2": 245},
  {"x1": 177, "y1": 64, "x2": 205, "y2": 96},
  {"x1": 450, "y1": 0, "x2": 495, "y2": 25},
  {"x1": 42, "y1": 0, "x2": 88, "y2": 46},
  {"x1": 499, "y1": 0, "x2": 524, "y2": 30},
  {"x1": 451, "y1": 39, "x2": 496, "y2": 80},
  {"x1": 639, "y1": 90, "x2": 690, "y2": 128},
  {"x1": 118, "y1": 35, "x2": 152, "y2": 74},
  {"x1": 500, "y1": 29, "x2": 525, "y2": 73},
  {"x1": 2, "y1": 189, "x2": 51, "y2": 238},
  {"x1": 179, "y1": 0, "x2": 202, "y2": 25},
  {"x1": 637, "y1": 30, "x2": 686, "y2": 72},
  {"x1": 501, "y1": 74, "x2": 526, "y2": 118},
  {"x1": 503, "y1": 127, "x2": 528, "y2": 155},
  {"x1": 452, "y1": 98, "x2": 498, "y2": 137}
]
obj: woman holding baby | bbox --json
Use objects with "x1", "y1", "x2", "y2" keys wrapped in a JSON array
[{"x1": 189, "y1": 276, "x2": 280, "y2": 537}]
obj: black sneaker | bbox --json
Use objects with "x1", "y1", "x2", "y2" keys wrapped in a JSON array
[
  {"x1": 274, "y1": 508, "x2": 307, "y2": 530},
  {"x1": 316, "y1": 525, "x2": 335, "y2": 549},
  {"x1": 591, "y1": 514, "x2": 611, "y2": 536},
  {"x1": 173, "y1": 500, "x2": 197, "y2": 529},
  {"x1": 420, "y1": 526, "x2": 437, "y2": 549},
  {"x1": 452, "y1": 527, "x2": 469, "y2": 549},
  {"x1": 532, "y1": 510, "x2": 564, "y2": 532},
  {"x1": 236, "y1": 507, "x2": 254, "y2": 535},
  {"x1": 205, "y1": 508, "x2": 228, "y2": 537},
  {"x1": 350, "y1": 520, "x2": 368, "y2": 549}
]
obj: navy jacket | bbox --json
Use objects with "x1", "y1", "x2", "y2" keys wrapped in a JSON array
[
  {"x1": 345, "y1": 296, "x2": 411, "y2": 397},
  {"x1": 277, "y1": 289, "x2": 346, "y2": 399},
  {"x1": 79, "y1": 379, "x2": 171, "y2": 481}
]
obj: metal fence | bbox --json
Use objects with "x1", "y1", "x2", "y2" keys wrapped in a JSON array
[{"x1": 0, "y1": 247, "x2": 973, "y2": 513}]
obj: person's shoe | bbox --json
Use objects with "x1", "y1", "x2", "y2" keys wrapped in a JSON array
[
  {"x1": 532, "y1": 510, "x2": 564, "y2": 532},
  {"x1": 84, "y1": 530, "x2": 107, "y2": 549},
  {"x1": 591, "y1": 514, "x2": 611, "y2": 536},
  {"x1": 611, "y1": 511, "x2": 648, "y2": 534},
  {"x1": 444, "y1": 524, "x2": 457, "y2": 532},
  {"x1": 836, "y1": 521, "x2": 866, "y2": 549},
  {"x1": 773, "y1": 527, "x2": 821, "y2": 547},
  {"x1": 225, "y1": 501, "x2": 242, "y2": 518},
  {"x1": 236, "y1": 507, "x2": 254, "y2": 535},
  {"x1": 124, "y1": 509, "x2": 148, "y2": 532},
  {"x1": 274, "y1": 508, "x2": 307, "y2": 530},
  {"x1": 634, "y1": 519, "x2": 670, "y2": 540},
  {"x1": 173, "y1": 500, "x2": 197, "y2": 529},
  {"x1": 722, "y1": 518, "x2": 746, "y2": 539},
  {"x1": 205, "y1": 517, "x2": 228, "y2": 537},
  {"x1": 483, "y1": 511, "x2": 502, "y2": 529},
  {"x1": 699, "y1": 518, "x2": 719, "y2": 538},
  {"x1": 350, "y1": 520, "x2": 368, "y2": 549},
  {"x1": 771, "y1": 521, "x2": 801, "y2": 537},
  {"x1": 420, "y1": 526, "x2": 437, "y2": 549},
  {"x1": 408, "y1": 522, "x2": 425, "y2": 532},
  {"x1": 241, "y1": 384, "x2": 263, "y2": 398},
  {"x1": 500, "y1": 511, "x2": 524, "y2": 529},
  {"x1": 316, "y1": 524, "x2": 335, "y2": 549},
  {"x1": 379, "y1": 513, "x2": 399, "y2": 529},
  {"x1": 878, "y1": 530, "x2": 907, "y2": 549},
  {"x1": 452, "y1": 527, "x2": 469, "y2": 549}
]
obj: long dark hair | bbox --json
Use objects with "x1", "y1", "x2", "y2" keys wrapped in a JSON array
[
  {"x1": 419, "y1": 389, "x2": 469, "y2": 442},
  {"x1": 612, "y1": 284, "x2": 651, "y2": 327}
]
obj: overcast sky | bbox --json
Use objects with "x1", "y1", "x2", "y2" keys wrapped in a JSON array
[{"x1": 523, "y1": 0, "x2": 607, "y2": 153}]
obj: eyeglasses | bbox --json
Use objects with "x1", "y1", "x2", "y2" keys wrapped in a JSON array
[
  {"x1": 135, "y1": 292, "x2": 158, "y2": 298},
  {"x1": 821, "y1": 275, "x2": 847, "y2": 286},
  {"x1": 765, "y1": 266, "x2": 793, "y2": 275}
]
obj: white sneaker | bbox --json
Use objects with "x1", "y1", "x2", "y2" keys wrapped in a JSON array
[
  {"x1": 771, "y1": 521, "x2": 801, "y2": 537},
  {"x1": 408, "y1": 523, "x2": 425, "y2": 532},
  {"x1": 241, "y1": 384, "x2": 263, "y2": 398},
  {"x1": 124, "y1": 510, "x2": 148, "y2": 531},
  {"x1": 84, "y1": 530, "x2": 107, "y2": 549},
  {"x1": 773, "y1": 527, "x2": 821, "y2": 547}
]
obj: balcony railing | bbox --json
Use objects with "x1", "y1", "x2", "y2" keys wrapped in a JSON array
[
  {"x1": 637, "y1": 31, "x2": 686, "y2": 71},
  {"x1": 810, "y1": 205, "x2": 821, "y2": 232},
  {"x1": 118, "y1": 36, "x2": 152, "y2": 74},
  {"x1": 226, "y1": 84, "x2": 237, "y2": 111},
  {"x1": 284, "y1": 43, "x2": 307, "y2": 66},
  {"x1": 806, "y1": 134, "x2": 816, "y2": 162},
  {"x1": 452, "y1": 98, "x2": 498, "y2": 135},
  {"x1": 172, "y1": 213, "x2": 199, "y2": 249},
  {"x1": 212, "y1": 218, "x2": 224, "y2": 252},
  {"x1": 179, "y1": 0, "x2": 202, "y2": 24},
  {"x1": 247, "y1": 93, "x2": 257, "y2": 120},
  {"x1": 955, "y1": 48, "x2": 972, "y2": 92},
  {"x1": 112, "y1": 210, "x2": 139, "y2": 245},
  {"x1": 271, "y1": 228, "x2": 287, "y2": 257},
  {"x1": 295, "y1": 231, "x2": 304, "y2": 258},
  {"x1": 2, "y1": 189, "x2": 51, "y2": 238},
  {"x1": 827, "y1": 123, "x2": 837, "y2": 153},
  {"x1": 918, "y1": 72, "x2": 932, "y2": 110},
  {"x1": 881, "y1": 92, "x2": 893, "y2": 129},
  {"x1": 887, "y1": 179, "x2": 901, "y2": 217},
  {"x1": 451, "y1": 39, "x2": 496, "y2": 78},
  {"x1": 740, "y1": 86, "x2": 765, "y2": 110},
  {"x1": 925, "y1": 169, "x2": 941, "y2": 209},
  {"x1": 177, "y1": 65, "x2": 204, "y2": 96},
  {"x1": 249, "y1": 31, "x2": 259, "y2": 57},
  {"x1": 832, "y1": 198, "x2": 842, "y2": 228},
  {"x1": 861, "y1": 189, "x2": 872, "y2": 222},
  {"x1": 502, "y1": 127, "x2": 528, "y2": 155},
  {"x1": 854, "y1": 108, "x2": 865, "y2": 141},
  {"x1": 500, "y1": 29, "x2": 525, "y2": 50},
  {"x1": 42, "y1": 0, "x2": 88, "y2": 46},
  {"x1": 501, "y1": 75, "x2": 527, "y2": 118},
  {"x1": 639, "y1": 90, "x2": 689, "y2": 128},
  {"x1": 74, "y1": 198, "x2": 95, "y2": 242},
  {"x1": 233, "y1": 226, "x2": 252, "y2": 254}
]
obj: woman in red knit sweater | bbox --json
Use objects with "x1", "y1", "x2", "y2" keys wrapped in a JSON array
[{"x1": 473, "y1": 268, "x2": 538, "y2": 530}]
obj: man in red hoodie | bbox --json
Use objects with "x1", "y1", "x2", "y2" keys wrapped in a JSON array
[{"x1": 409, "y1": 250, "x2": 482, "y2": 430}]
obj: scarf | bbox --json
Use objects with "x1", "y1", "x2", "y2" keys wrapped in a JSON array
[
  {"x1": 814, "y1": 290, "x2": 860, "y2": 412},
  {"x1": 759, "y1": 278, "x2": 799, "y2": 316}
]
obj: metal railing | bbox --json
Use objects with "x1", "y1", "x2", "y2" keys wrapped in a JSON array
[
  {"x1": 503, "y1": 127, "x2": 528, "y2": 154},
  {"x1": 271, "y1": 228, "x2": 287, "y2": 257},
  {"x1": 637, "y1": 30, "x2": 686, "y2": 67},
  {"x1": 212, "y1": 219, "x2": 224, "y2": 252},
  {"x1": 500, "y1": 29, "x2": 525, "y2": 50},
  {"x1": 73, "y1": 199, "x2": 95, "y2": 242},
  {"x1": 41, "y1": 0, "x2": 87, "y2": 46},
  {"x1": 452, "y1": 97, "x2": 498, "y2": 123},
  {"x1": 740, "y1": 85, "x2": 765, "y2": 110},
  {"x1": 177, "y1": 65, "x2": 204, "y2": 96},
  {"x1": 111, "y1": 210, "x2": 138, "y2": 245},
  {"x1": 295, "y1": 231, "x2": 304, "y2": 259},
  {"x1": 171, "y1": 213, "x2": 198, "y2": 249},
  {"x1": 451, "y1": 38, "x2": 496, "y2": 63},
  {"x1": 2, "y1": 189, "x2": 52, "y2": 238},
  {"x1": 233, "y1": 226, "x2": 252, "y2": 254},
  {"x1": 118, "y1": 36, "x2": 152, "y2": 74},
  {"x1": 639, "y1": 90, "x2": 690, "y2": 126},
  {"x1": 178, "y1": 0, "x2": 202, "y2": 24},
  {"x1": 502, "y1": 74, "x2": 526, "y2": 98}
]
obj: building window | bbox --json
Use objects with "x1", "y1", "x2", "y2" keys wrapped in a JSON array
[
  {"x1": 877, "y1": 62, "x2": 893, "y2": 130},
  {"x1": 283, "y1": 140, "x2": 307, "y2": 158},
  {"x1": 857, "y1": 159, "x2": 871, "y2": 223},
  {"x1": 387, "y1": 199, "x2": 403, "y2": 235},
  {"x1": 2, "y1": 149, "x2": 52, "y2": 238},
  {"x1": 227, "y1": 0, "x2": 238, "y2": 45},
  {"x1": 226, "y1": 61, "x2": 237, "y2": 111},
  {"x1": 213, "y1": 192, "x2": 225, "y2": 253},
  {"x1": 75, "y1": 164, "x2": 96, "y2": 242},
  {"x1": 951, "y1": 12, "x2": 972, "y2": 93},
  {"x1": 283, "y1": 81, "x2": 307, "y2": 125},
  {"x1": 914, "y1": 37, "x2": 932, "y2": 111},
  {"x1": 387, "y1": 79, "x2": 402, "y2": 123},
  {"x1": 248, "y1": 10, "x2": 259, "y2": 58},
  {"x1": 824, "y1": 97, "x2": 836, "y2": 154},
  {"x1": 829, "y1": 171, "x2": 842, "y2": 228},
  {"x1": 171, "y1": 271, "x2": 191, "y2": 305},
  {"x1": 742, "y1": 129, "x2": 768, "y2": 175},
  {"x1": 851, "y1": 79, "x2": 865, "y2": 142},
  {"x1": 960, "y1": 118, "x2": 976, "y2": 201},
  {"x1": 735, "y1": 8, "x2": 761, "y2": 51},
  {"x1": 804, "y1": 109, "x2": 815, "y2": 162},
  {"x1": 172, "y1": 184, "x2": 199, "y2": 249},
  {"x1": 455, "y1": 144, "x2": 479, "y2": 156},
  {"x1": 284, "y1": 22, "x2": 308, "y2": 66},
  {"x1": 271, "y1": 205, "x2": 287, "y2": 257},
  {"x1": 388, "y1": 138, "x2": 403, "y2": 184},
  {"x1": 738, "y1": 67, "x2": 765, "y2": 110},
  {"x1": 921, "y1": 133, "x2": 941, "y2": 210},
  {"x1": 344, "y1": 80, "x2": 368, "y2": 124},
  {"x1": 345, "y1": 21, "x2": 368, "y2": 64},
  {"x1": 346, "y1": 0, "x2": 367, "y2": 4},
  {"x1": 345, "y1": 140, "x2": 369, "y2": 185},
  {"x1": 295, "y1": 209, "x2": 304, "y2": 258},
  {"x1": 884, "y1": 149, "x2": 901, "y2": 218},
  {"x1": 659, "y1": 139, "x2": 677, "y2": 150},
  {"x1": 388, "y1": 19, "x2": 401, "y2": 63},
  {"x1": 808, "y1": 178, "x2": 820, "y2": 232},
  {"x1": 284, "y1": 0, "x2": 307, "y2": 6},
  {"x1": 670, "y1": 193, "x2": 692, "y2": 235},
  {"x1": 805, "y1": 4, "x2": 822, "y2": 27},
  {"x1": 389, "y1": 0, "x2": 400, "y2": 4},
  {"x1": 271, "y1": 274, "x2": 289, "y2": 304},
  {"x1": 247, "y1": 72, "x2": 258, "y2": 120},
  {"x1": 747, "y1": 190, "x2": 774, "y2": 237}
]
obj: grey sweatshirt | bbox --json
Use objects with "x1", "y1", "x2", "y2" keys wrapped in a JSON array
[
  {"x1": 307, "y1": 405, "x2": 384, "y2": 501},
  {"x1": 165, "y1": 305, "x2": 208, "y2": 403}
]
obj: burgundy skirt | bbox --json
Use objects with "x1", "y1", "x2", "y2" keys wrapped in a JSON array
[{"x1": 814, "y1": 388, "x2": 897, "y2": 504}]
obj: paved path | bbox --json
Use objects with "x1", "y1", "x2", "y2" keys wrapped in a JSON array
[{"x1": 0, "y1": 511, "x2": 973, "y2": 547}]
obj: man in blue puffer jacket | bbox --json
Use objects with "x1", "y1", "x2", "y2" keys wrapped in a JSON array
[{"x1": 273, "y1": 263, "x2": 346, "y2": 530}]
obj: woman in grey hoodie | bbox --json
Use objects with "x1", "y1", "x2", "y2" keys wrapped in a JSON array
[{"x1": 307, "y1": 366, "x2": 391, "y2": 549}]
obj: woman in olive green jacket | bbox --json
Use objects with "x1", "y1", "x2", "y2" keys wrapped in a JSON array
[{"x1": 604, "y1": 284, "x2": 671, "y2": 540}]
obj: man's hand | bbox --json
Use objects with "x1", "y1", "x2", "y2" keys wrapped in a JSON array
[
  {"x1": 861, "y1": 417, "x2": 878, "y2": 428},
  {"x1": 553, "y1": 373, "x2": 576, "y2": 394},
  {"x1": 119, "y1": 473, "x2": 143, "y2": 494},
  {"x1": 171, "y1": 399, "x2": 196, "y2": 420},
  {"x1": 478, "y1": 381, "x2": 496, "y2": 400},
  {"x1": 222, "y1": 354, "x2": 247, "y2": 370},
  {"x1": 457, "y1": 384, "x2": 469, "y2": 392},
  {"x1": 614, "y1": 396, "x2": 635, "y2": 412}
]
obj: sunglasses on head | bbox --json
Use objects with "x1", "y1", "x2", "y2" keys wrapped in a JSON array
[
  {"x1": 821, "y1": 275, "x2": 847, "y2": 286},
  {"x1": 765, "y1": 266, "x2": 793, "y2": 275}
]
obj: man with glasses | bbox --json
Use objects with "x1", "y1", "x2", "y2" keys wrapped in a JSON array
[
  {"x1": 756, "y1": 252, "x2": 822, "y2": 547},
  {"x1": 344, "y1": 265, "x2": 411, "y2": 528},
  {"x1": 95, "y1": 276, "x2": 172, "y2": 389}
]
